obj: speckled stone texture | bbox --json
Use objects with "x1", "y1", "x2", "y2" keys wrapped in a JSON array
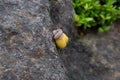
[
  {"x1": 0, "y1": 0, "x2": 74, "y2": 80},
  {"x1": 1, "y1": 0, "x2": 119, "y2": 80}
]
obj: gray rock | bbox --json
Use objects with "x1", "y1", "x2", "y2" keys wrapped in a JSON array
[
  {"x1": 79, "y1": 20, "x2": 120, "y2": 80},
  {"x1": 0, "y1": 0, "x2": 73, "y2": 80}
]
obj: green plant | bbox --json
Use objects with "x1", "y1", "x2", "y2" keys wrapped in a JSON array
[{"x1": 73, "y1": 0, "x2": 120, "y2": 32}]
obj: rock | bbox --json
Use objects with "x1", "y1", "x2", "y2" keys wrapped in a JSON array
[
  {"x1": 79, "y1": 21, "x2": 120, "y2": 80},
  {"x1": 0, "y1": 0, "x2": 73, "y2": 80}
]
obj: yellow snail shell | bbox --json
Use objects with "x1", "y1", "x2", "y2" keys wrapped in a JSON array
[{"x1": 53, "y1": 29, "x2": 69, "y2": 49}]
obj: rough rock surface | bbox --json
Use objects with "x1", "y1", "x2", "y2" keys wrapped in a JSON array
[{"x1": 0, "y1": 0, "x2": 73, "y2": 80}]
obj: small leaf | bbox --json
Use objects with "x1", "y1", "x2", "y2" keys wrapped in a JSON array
[
  {"x1": 98, "y1": 27, "x2": 104, "y2": 33},
  {"x1": 100, "y1": 14, "x2": 105, "y2": 20},
  {"x1": 103, "y1": 26, "x2": 111, "y2": 31},
  {"x1": 75, "y1": 22, "x2": 82, "y2": 27},
  {"x1": 84, "y1": 3, "x2": 88, "y2": 10},
  {"x1": 85, "y1": 18, "x2": 94, "y2": 22},
  {"x1": 106, "y1": 16, "x2": 111, "y2": 20},
  {"x1": 74, "y1": 14, "x2": 80, "y2": 22}
]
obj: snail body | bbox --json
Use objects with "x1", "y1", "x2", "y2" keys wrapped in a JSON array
[{"x1": 53, "y1": 29, "x2": 69, "y2": 49}]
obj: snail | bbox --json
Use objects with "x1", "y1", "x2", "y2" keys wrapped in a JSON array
[{"x1": 53, "y1": 29, "x2": 69, "y2": 49}]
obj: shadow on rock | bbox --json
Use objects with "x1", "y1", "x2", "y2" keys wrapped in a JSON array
[{"x1": 58, "y1": 41, "x2": 109, "y2": 80}]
